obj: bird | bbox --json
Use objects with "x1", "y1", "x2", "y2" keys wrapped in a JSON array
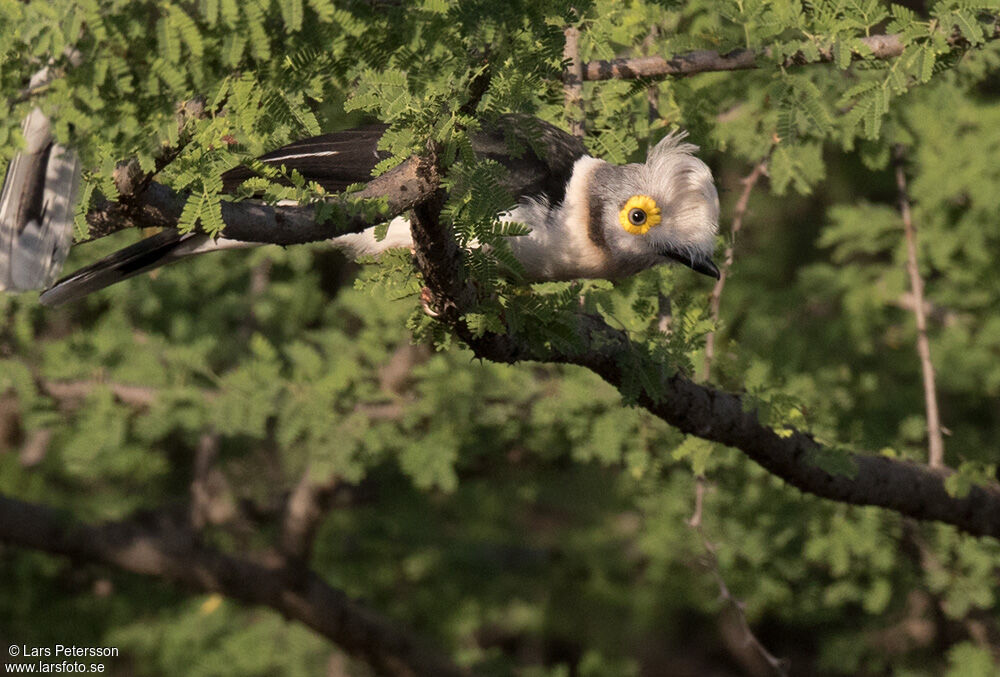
[{"x1": 1, "y1": 115, "x2": 720, "y2": 306}]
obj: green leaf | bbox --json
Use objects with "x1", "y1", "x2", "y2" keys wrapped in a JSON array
[
  {"x1": 952, "y1": 10, "x2": 984, "y2": 45},
  {"x1": 672, "y1": 436, "x2": 715, "y2": 476}
]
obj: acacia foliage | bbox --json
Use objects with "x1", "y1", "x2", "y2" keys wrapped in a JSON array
[{"x1": 2, "y1": 0, "x2": 1000, "y2": 675}]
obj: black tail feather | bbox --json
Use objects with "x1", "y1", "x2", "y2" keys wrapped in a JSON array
[{"x1": 39, "y1": 230, "x2": 197, "y2": 306}]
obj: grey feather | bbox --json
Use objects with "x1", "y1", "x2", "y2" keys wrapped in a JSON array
[{"x1": 0, "y1": 108, "x2": 80, "y2": 292}]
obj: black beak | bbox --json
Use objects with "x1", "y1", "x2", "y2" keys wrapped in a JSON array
[{"x1": 659, "y1": 249, "x2": 721, "y2": 279}]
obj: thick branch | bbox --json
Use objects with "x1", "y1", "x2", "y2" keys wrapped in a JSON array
[
  {"x1": 582, "y1": 26, "x2": 1000, "y2": 81},
  {"x1": 0, "y1": 494, "x2": 469, "y2": 677},
  {"x1": 84, "y1": 156, "x2": 440, "y2": 245},
  {"x1": 495, "y1": 316, "x2": 1000, "y2": 538},
  {"x1": 894, "y1": 146, "x2": 944, "y2": 468}
]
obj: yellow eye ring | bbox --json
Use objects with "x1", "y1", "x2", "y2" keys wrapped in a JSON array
[{"x1": 619, "y1": 195, "x2": 662, "y2": 235}]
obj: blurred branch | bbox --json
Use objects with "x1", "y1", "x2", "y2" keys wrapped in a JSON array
[
  {"x1": 38, "y1": 378, "x2": 159, "y2": 409},
  {"x1": 688, "y1": 477, "x2": 788, "y2": 676},
  {"x1": 8, "y1": 47, "x2": 82, "y2": 107},
  {"x1": 35, "y1": 376, "x2": 408, "y2": 422},
  {"x1": 891, "y1": 292, "x2": 957, "y2": 327},
  {"x1": 702, "y1": 159, "x2": 768, "y2": 382},
  {"x1": 279, "y1": 467, "x2": 340, "y2": 564},
  {"x1": 189, "y1": 432, "x2": 238, "y2": 530},
  {"x1": 237, "y1": 256, "x2": 274, "y2": 342},
  {"x1": 379, "y1": 342, "x2": 432, "y2": 395},
  {"x1": 19, "y1": 428, "x2": 51, "y2": 468},
  {"x1": 582, "y1": 24, "x2": 1000, "y2": 81},
  {"x1": 894, "y1": 145, "x2": 945, "y2": 468},
  {"x1": 0, "y1": 493, "x2": 470, "y2": 677}
]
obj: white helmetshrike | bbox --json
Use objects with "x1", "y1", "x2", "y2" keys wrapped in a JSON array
[{"x1": 0, "y1": 116, "x2": 720, "y2": 306}]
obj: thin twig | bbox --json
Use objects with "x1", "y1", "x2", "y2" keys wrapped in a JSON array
[
  {"x1": 279, "y1": 466, "x2": 339, "y2": 564},
  {"x1": 189, "y1": 431, "x2": 237, "y2": 530},
  {"x1": 38, "y1": 378, "x2": 159, "y2": 409},
  {"x1": 703, "y1": 159, "x2": 768, "y2": 382},
  {"x1": 643, "y1": 26, "x2": 662, "y2": 125},
  {"x1": 563, "y1": 24, "x2": 585, "y2": 138},
  {"x1": 688, "y1": 476, "x2": 789, "y2": 676},
  {"x1": 19, "y1": 429, "x2": 52, "y2": 468},
  {"x1": 581, "y1": 25, "x2": 1000, "y2": 81},
  {"x1": 894, "y1": 146, "x2": 944, "y2": 468}
]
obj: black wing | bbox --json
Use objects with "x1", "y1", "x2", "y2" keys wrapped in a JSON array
[
  {"x1": 221, "y1": 125, "x2": 390, "y2": 194},
  {"x1": 221, "y1": 115, "x2": 586, "y2": 205}
]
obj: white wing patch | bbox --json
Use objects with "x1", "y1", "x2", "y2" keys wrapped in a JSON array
[{"x1": 264, "y1": 150, "x2": 341, "y2": 163}]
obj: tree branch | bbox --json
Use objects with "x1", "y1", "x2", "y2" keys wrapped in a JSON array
[
  {"x1": 498, "y1": 316, "x2": 1000, "y2": 539},
  {"x1": 0, "y1": 494, "x2": 469, "y2": 677},
  {"x1": 37, "y1": 378, "x2": 159, "y2": 409},
  {"x1": 582, "y1": 26, "x2": 1000, "y2": 81},
  {"x1": 562, "y1": 25, "x2": 585, "y2": 138},
  {"x1": 279, "y1": 467, "x2": 340, "y2": 564},
  {"x1": 894, "y1": 146, "x2": 945, "y2": 468},
  {"x1": 407, "y1": 183, "x2": 1000, "y2": 541},
  {"x1": 703, "y1": 159, "x2": 768, "y2": 382},
  {"x1": 83, "y1": 155, "x2": 440, "y2": 245},
  {"x1": 688, "y1": 477, "x2": 788, "y2": 676},
  {"x1": 189, "y1": 431, "x2": 238, "y2": 530}
]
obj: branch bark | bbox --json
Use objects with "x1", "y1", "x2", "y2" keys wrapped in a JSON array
[
  {"x1": 562, "y1": 25, "x2": 585, "y2": 138},
  {"x1": 581, "y1": 26, "x2": 1000, "y2": 81},
  {"x1": 0, "y1": 494, "x2": 469, "y2": 677},
  {"x1": 507, "y1": 316, "x2": 1000, "y2": 539},
  {"x1": 894, "y1": 146, "x2": 945, "y2": 468},
  {"x1": 83, "y1": 155, "x2": 440, "y2": 245}
]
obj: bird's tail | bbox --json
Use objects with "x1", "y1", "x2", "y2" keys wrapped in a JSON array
[
  {"x1": 39, "y1": 231, "x2": 251, "y2": 306},
  {"x1": 0, "y1": 108, "x2": 80, "y2": 293},
  {"x1": 41, "y1": 216, "x2": 413, "y2": 306}
]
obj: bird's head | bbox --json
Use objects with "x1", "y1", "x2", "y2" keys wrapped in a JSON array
[{"x1": 588, "y1": 132, "x2": 720, "y2": 279}]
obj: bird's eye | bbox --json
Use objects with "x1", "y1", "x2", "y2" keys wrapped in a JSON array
[{"x1": 619, "y1": 195, "x2": 662, "y2": 235}]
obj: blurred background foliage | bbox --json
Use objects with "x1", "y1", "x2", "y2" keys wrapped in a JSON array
[{"x1": 2, "y1": 0, "x2": 1000, "y2": 675}]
